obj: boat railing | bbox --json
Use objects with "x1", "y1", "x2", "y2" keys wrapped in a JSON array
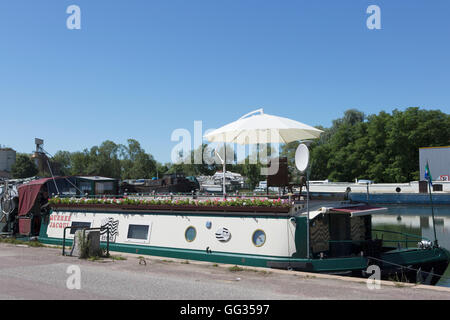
[
  {"x1": 326, "y1": 229, "x2": 430, "y2": 249},
  {"x1": 372, "y1": 228, "x2": 431, "y2": 248}
]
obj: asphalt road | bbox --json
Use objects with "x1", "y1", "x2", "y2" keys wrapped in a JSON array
[{"x1": 0, "y1": 243, "x2": 449, "y2": 300}]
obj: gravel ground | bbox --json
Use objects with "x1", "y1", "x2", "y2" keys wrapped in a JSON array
[{"x1": 0, "y1": 243, "x2": 449, "y2": 300}]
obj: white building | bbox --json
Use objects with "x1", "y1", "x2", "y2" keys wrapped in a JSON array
[
  {"x1": 0, "y1": 148, "x2": 16, "y2": 172},
  {"x1": 419, "y1": 146, "x2": 450, "y2": 181}
]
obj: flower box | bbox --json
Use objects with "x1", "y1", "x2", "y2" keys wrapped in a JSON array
[{"x1": 49, "y1": 202, "x2": 291, "y2": 213}]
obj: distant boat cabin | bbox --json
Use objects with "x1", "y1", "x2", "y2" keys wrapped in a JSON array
[{"x1": 40, "y1": 176, "x2": 119, "y2": 197}]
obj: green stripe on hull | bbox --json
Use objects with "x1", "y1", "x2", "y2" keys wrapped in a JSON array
[
  {"x1": 38, "y1": 235, "x2": 368, "y2": 273},
  {"x1": 380, "y1": 247, "x2": 450, "y2": 266}
]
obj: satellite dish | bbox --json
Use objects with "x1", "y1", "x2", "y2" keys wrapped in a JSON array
[{"x1": 295, "y1": 143, "x2": 309, "y2": 172}]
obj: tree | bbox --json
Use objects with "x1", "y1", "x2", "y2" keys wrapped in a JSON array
[
  {"x1": 167, "y1": 144, "x2": 220, "y2": 177},
  {"x1": 383, "y1": 107, "x2": 450, "y2": 182},
  {"x1": 121, "y1": 139, "x2": 157, "y2": 179},
  {"x1": 88, "y1": 140, "x2": 122, "y2": 178},
  {"x1": 50, "y1": 139, "x2": 159, "y2": 180},
  {"x1": 69, "y1": 150, "x2": 91, "y2": 176},
  {"x1": 52, "y1": 151, "x2": 72, "y2": 176},
  {"x1": 232, "y1": 159, "x2": 262, "y2": 190},
  {"x1": 11, "y1": 154, "x2": 38, "y2": 178},
  {"x1": 46, "y1": 108, "x2": 449, "y2": 185},
  {"x1": 310, "y1": 108, "x2": 449, "y2": 183}
]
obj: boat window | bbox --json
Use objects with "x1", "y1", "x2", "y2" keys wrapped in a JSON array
[
  {"x1": 127, "y1": 224, "x2": 150, "y2": 240},
  {"x1": 79, "y1": 181, "x2": 92, "y2": 194},
  {"x1": 185, "y1": 226, "x2": 197, "y2": 242},
  {"x1": 252, "y1": 230, "x2": 266, "y2": 247},
  {"x1": 95, "y1": 182, "x2": 114, "y2": 194},
  {"x1": 70, "y1": 222, "x2": 91, "y2": 234}
]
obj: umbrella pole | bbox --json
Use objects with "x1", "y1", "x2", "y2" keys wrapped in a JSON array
[
  {"x1": 306, "y1": 168, "x2": 310, "y2": 259},
  {"x1": 223, "y1": 143, "x2": 226, "y2": 199}
]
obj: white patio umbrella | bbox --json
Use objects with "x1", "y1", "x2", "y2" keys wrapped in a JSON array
[{"x1": 203, "y1": 108, "x2": 323, "y2": 195}]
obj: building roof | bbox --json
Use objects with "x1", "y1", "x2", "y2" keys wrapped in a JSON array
[
  {"x1": 419, "y1": 146, "x2": 450, "y2": 150},
  {"x1": 0, "y1": 170, "x2": 11, "y2": 179},
  {"x1": 76, "y1": 176, "x2": 117, "y2": 181}
]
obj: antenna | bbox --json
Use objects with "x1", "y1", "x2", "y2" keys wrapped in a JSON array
[
  {"x1": 294, "y1": 143, "x2": 311, "y2": 259},
  {"x1": 215, "y1": 150, "x2": 224, "y2": 164},
  {"x1": 295, "y1": 143, "x2": 310, "y2": 172}
]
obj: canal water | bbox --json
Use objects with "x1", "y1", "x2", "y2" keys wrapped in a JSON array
[{"x1": 371, "y1": 205, "x2": 450, "y2": 287}]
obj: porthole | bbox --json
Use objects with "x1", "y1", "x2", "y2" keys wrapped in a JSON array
[
  {"x1": 185, "y1": 226, "x2": 197, "y2": 242},
  {"x1": 252, "y1": 229, "x2": 266, "y2": 247}
]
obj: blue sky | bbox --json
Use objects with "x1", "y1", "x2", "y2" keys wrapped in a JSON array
[{"x1": 1, "y1": 1, "x2": 449, "y2": 163}]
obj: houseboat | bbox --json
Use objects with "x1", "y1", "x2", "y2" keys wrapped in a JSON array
[
  {"x1": 3, "y1": 177, "x2": 449, "y2": 285},
  {"x1": 36, "y1": 195, "x2": 450, "y2": 285}
]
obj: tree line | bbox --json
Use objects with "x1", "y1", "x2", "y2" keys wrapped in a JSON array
[
  {"x1": 282, "y1": 107, "x2": 449, "y2": 183},
  {"x1": 11, "y1": 107, "x2": 449, "y2": 187}
]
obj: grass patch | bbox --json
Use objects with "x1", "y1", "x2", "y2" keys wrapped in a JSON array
[
  {"x1": 242, "y1": 268, "x2": 271, "y2": 274},
  {"x1": 110, "y1": 255, "x2": 127, "y2": 261},
  {"x1": 212, "y1": 263, "x2": 219, "y2": 267},
  {"x1": 388, "y1": 273, "x2": 410, "y2": 287},
  {"x1": 25, "y1": 241, "x2": 45, "y2": 247},
  {"x1": 256, "y1": 270, "x2": 271, "y2": 275},
  {"x1": 47, "y1": 245, "x2": 64, "y2": 249},
  {"x1": 0, "y1": 237, "x2": 45, "y2": 247},
  {"x1": 181, "y1": 260, "x2": 190, "y2": 264},
  {"x1": 226, "y1": 265, "x2": 271, "y2": 274},
  {"x1": 228, "y1": 265, "x2": 244, "y2": 272},
  {"x1": 88, "y1": 256, "x2": 103, "y2": 262}
]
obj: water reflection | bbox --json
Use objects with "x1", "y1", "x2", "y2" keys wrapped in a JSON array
[{"x1": 371, "y1": 205, "x2": 450, "y2": 287}]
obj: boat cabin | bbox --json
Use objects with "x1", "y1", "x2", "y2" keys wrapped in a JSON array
[{"x1": 296, "y1": 202, "x2": 385, "y2": 259}]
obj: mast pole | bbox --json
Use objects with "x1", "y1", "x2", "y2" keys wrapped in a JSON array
[
  {"x1": 429, "y1": 183, "x2": 438, "y2": 247},
  {"x1": 426, "y1": 160, "x2": 438, "y2": 247}
]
